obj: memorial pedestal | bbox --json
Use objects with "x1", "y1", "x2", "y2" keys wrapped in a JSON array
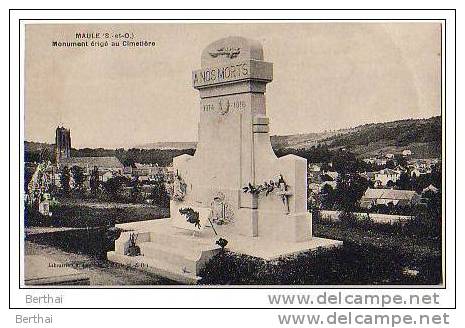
[
  {"x1": 108, "y1": 219, "x2": 342, "y2": 284},
  {"x1": 108, "y1": 36, "x2": 341, "y2": 284}
]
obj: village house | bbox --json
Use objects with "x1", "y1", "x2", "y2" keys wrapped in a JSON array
[
  {"x1": 360, "y1": 188, "x2": 421, "y2": 209},
  {"x1": 123, "y1": 166, "x2": 133, "y2": 176},
  {"x1": 410, "y1": 167, "x2": 431, "y2": 177},
  {"x1": 307, "y1": 165, "x2": 339, "y2": 195},
  {"x1": 365, "y1": 155, "x2": 389, "y2": 166},
  {"x1": 375, "y1": 158, "x2": 388, "y2": 166},
  {"x1": 308, "y1": 163, "x2": 322, "y2": 172},
  {"x1": 363, "y1": 158, "x2": 377, "y2": 165},
  {"x1": 308, "y1": 182, "x2": 321, "y2": 194},
  {"x1": 374, "y1": 168, "x2": 401, "y2": 186},
  {"x1": 59, "y1": 156, "x2": 124, "y2": 175},
  {"x1": 131, "y1": 163, "x2": 167, "y2": 181},
  {"x1": 360, "y1": 171, "x2": 376, "y2": 182},
  {"x1": 422, "y1": 184, "x2": 439, "y2": 194},
  {"x1": 395, "y1": 165, "x2": 407, "y2": 173},
  {"x1": 140, "y1": 184, "x2": 156, "y2": 197},
  {"x1": 385, "y1": 153, "x2": 395, "y2": 159},
  {"x1": 322, "y1": 180, "x2": 337, "y2": 190},
  {"x1": 100, "y1": 171, "x2": 115, "y2": 183},
  {"x1": 323, "y1": 171, "x2": 339, "y2": 181},
  {"x1": 407, "y1": 158, "x2": 439, "y2": 171},
  {"x1": 402, "y1": 149, "x2": 412, "y2": 157}
]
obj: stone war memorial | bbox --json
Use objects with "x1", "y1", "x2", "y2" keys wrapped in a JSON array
[{"x1": 107, "y1": 36, "x2": 342, "y2": 284}]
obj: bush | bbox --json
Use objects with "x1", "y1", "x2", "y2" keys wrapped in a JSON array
[
  {"x1": 25, "y1": 205, "x2": 54, "y2": 227},
  {"x1": 199, "y1": 242, "x2": 441, "y2": 285},
  {"x1": 315, "y1": 208, "x2": 440, "y2": 241},
  {"x1": 404, "y1": 214, "x2": 441, "y2": 240},
  {"x1": 27, "y1": 226, "x2": 123, "y2": 259},
  {"x1": 338, "y1": 211, "x2": 358, "y2": 227},
  {"x1": 150, "y1": 180, "x2": 170, "y2": 207}
]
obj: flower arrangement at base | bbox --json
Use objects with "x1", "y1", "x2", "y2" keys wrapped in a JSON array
[
  {"x1": 179, "y1": 207, "x2": 201, "y2": 229},
  {"x1": 125, "y1": 233, "x2": 141, "y2": 257},
  {"x1": 215, "y1": 238, "x2": 228, "y2": 251}
]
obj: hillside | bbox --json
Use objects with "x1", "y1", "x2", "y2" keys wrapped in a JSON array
[
  {"x1": 25, "y1": 116, "x2": 442, "y2": 162},
  {"x1": 24, "y1": 141, "x2": 54, "y2": 153},
  {"x1": 134, "y1": 141, "x2": 197, "y2": 150},
  {"x1": 270, "y1": 132, "x2": 333, "y2": 149},
  {"x1": 271, "y1": 116, "x2": 441, "y2": 158},
  {"x1": 319, "y1": 116, "x2": 441, "y2": 158}
]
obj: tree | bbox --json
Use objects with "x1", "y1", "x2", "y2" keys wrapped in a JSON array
[
  {"x1": 395, "y1": 172, "x2": 411, "y2": 190},
  {"x1": 89, "y1": 166, "x2": 100, "y2": 195},
  {"x1": 332, "y1": 151, "x2": 359, "y2": 173},
  {"x1": 71, "y1": 166, "x2": 85, "y2": 191},
  {"x1": 320, "y1": 174, "x2": 334, "y2": 182},
  {"x1": 405, "y1": 191, "x2": 441, "y2": 239},
  {"x1": 319, "y1": 184, "x2": 336, "y2": 210},
  {"x1": 321, "y1": 162, "x2": 332, "y2": 172},
  {"x1": 103, "y1": 175, "x2": 128, "y2": 199},
  {"x1": 394, "y1": 154, "x2": 407, "y2": 167},
  {"x1": 150, "y1": 179, "x2": 170, "y2": 208},
  {"x1": 334, "y1": 174, "x2": 370, "y2": 211},
  {"x1": 60, "y1": 166, "x2": 70, "y2": 194},
  {"x1": 386, "y1": 180, "x2": 396, "y2": 188},
  {"x1": 430, "y1": 164, "x2": 442, "y2": 190},
  {"x1": 129, "y1": 176, "x2": 142, "y2": 203},
  {"x1": 386, "y1": 160, "x2": 396, "y2": 169}
]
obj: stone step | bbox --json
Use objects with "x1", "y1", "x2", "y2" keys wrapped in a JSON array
[
  {"x1": 148, "y1": 229, "x2": 218, "y2": 249},
  {"x1": 107, "y1": 251, "x2": 200, "y2": 284},
  {"x1": 110, "y1": 220, "x2": 222, "y2": 283},
  {"x1": 139, "y1": 240, "x2": 208, "y2": 258},
  {"x1": 138, "y1": 242, "x2": 203, "y2": 275}
]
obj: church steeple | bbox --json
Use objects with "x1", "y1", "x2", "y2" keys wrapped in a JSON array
[{"x1": 55, "y1": 126, "x2": 71, "y2": 163}]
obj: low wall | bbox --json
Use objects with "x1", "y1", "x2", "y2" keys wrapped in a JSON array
[{"x1": 319, "y1": 210, "x2": 413, "y2": 224}]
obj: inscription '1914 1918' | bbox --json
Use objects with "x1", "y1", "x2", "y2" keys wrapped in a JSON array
[
  {"x1": 203, "y1": 98, "x2": 247, "y2": 114},
  {"x1": 193, "y1": 62, "x2": 249, "y2": 87}
]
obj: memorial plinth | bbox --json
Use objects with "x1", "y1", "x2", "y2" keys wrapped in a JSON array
[{"x1": 108, "y1": 36, "x2": 341, "y2": 284}]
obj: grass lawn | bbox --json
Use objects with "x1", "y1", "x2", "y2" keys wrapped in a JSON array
[
  {"x1": 199, "y1": 222, "x2": 441, "y2": 285},
  {"x1": 313, "y1": 221, "x2": 441, "y2": 258},
  {"x1": 26, "y1": 198, "x2": 169, "y2": 228},
  {"x1": 25, "y1": 200, "x2": 442, "y2": 285}
]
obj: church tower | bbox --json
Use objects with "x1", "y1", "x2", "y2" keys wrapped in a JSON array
[{"x1": 55, "y1": 126, "x2": 71, "y2": 163}]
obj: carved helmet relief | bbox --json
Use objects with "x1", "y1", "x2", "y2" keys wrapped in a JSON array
[
  {"x1": 208, "y1": 47, "x2": 241, "y2": 59},
  {"x1": 201, "y1": 36, "x2": 264, "y2": 67}
]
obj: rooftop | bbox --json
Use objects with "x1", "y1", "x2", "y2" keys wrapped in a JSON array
[
  {"x1": 362, "y1": 188, "x2": 419, "y2": 200},
  {"x1": 60, "y1": 156, "x2": 123, "y2": 168}
]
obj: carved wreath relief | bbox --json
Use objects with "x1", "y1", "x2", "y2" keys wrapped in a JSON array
[
  {"x1": 210, "y1": 192, "x2": 234, "y2": 225},
  {"x1": 218, "y1": 99, "x2": 230, "y2": 115},
  {"x1": 202, "y1": 98, "x2": 246, "y2": 116}
]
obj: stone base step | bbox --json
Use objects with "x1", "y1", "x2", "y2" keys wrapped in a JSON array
[
  {"x1": 107, "y1": 251, "x2": 201, "y2": 284},
  {"x1": 138, "y1": 242, "x2": 202, "y2": 274},
  {"x1": 148, "y1": 230, "x2": 219, "y2": 250},
  {"x1": 108, "y1": 220, "x2": 222, "y2": 283}
]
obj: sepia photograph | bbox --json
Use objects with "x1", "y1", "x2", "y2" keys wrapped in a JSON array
[{"x1": 23, "y1": 22, "x2": 443, "y2": 287}]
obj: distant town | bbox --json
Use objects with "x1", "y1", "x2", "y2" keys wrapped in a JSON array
[{"x1": 26, "y1": 116, "x2": 441, "y2": 230}]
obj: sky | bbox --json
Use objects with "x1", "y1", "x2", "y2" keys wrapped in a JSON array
[{"x1": 25, "y1": 23, "x2": 441, "y2": 148}]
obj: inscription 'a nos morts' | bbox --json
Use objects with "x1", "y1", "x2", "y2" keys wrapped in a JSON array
[{"x1": 193, "y1": 62, "x2": 249, "y2": 87}]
